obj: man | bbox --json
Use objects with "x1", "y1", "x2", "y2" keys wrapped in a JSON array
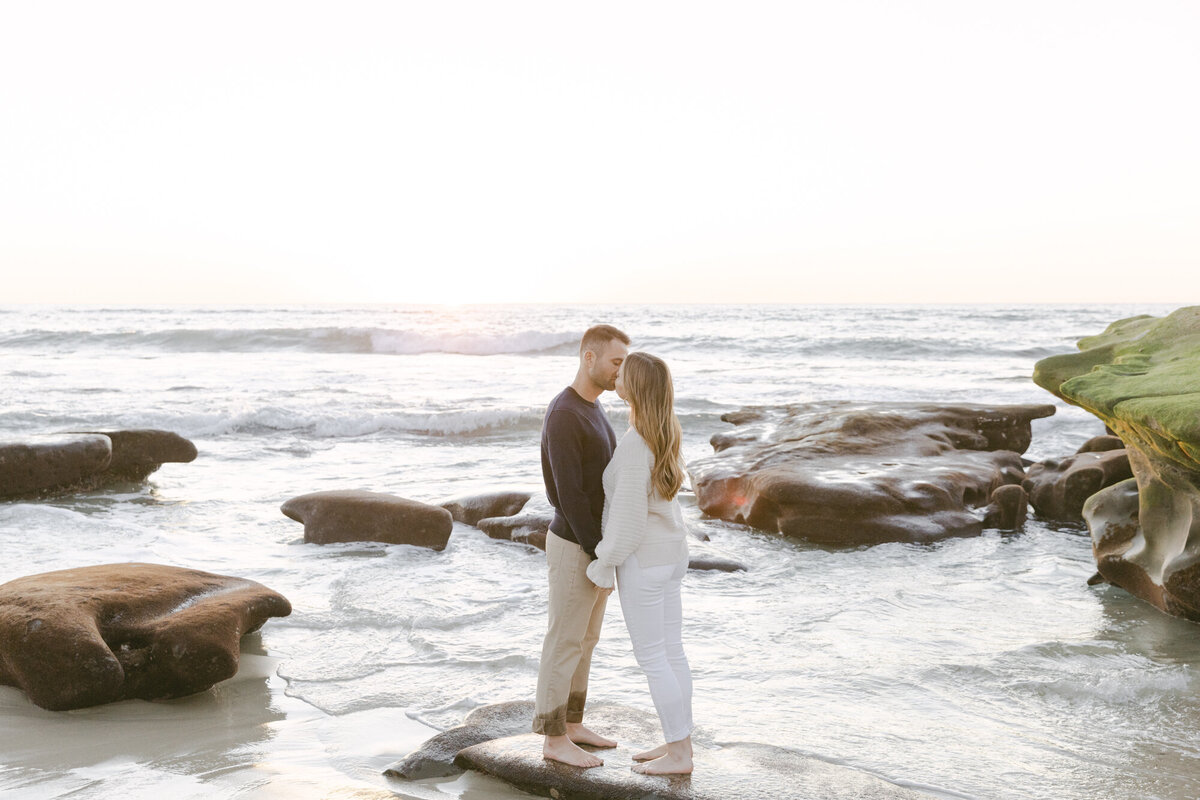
[{"x1": 533, "y1": 323, "x2": 630, "y2": 768}]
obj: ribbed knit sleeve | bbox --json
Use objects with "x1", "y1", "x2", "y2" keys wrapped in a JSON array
[{"x1": 586, "y1": 439, "x2": 651, "y2": 589}]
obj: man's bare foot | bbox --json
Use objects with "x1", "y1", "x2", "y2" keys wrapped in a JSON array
[
  {"x1": 543, "y1": 735, "x2": 604, "y2": 768},
  {"x1": 632, "y1": 752, "x2": 693, "y2": 775},
  {"x1": 632, "y1": 743, "x2": 669, "y2": 762},
  {"x1": 566, "y1": 722, "x2": 617, "y2": 748}
]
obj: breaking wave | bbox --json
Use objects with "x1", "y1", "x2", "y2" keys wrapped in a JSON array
[{"x1": 0, "y1": 327, "x2": 581, "y2": 356}]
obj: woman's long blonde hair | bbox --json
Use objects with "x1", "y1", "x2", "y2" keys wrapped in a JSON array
[{"x1": 623, "y1": 352, "x2": 685, "y2": 500}]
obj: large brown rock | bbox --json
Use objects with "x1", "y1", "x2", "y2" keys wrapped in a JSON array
[
  {"x1": 0, "y1": 434, "x2": 113, "y2": 497},
  {"x1": 281, "y1": 490, "x2": 453, "y2": 549},
  {"x1": 0, "y1": 429, "x2": 198, "y2": 499},
  {"x1": 0, "y1": 563, "x2": 291, "y2": 711},
  {"x1": 689, "y1": 402, "x2": 1053, "y2": 545},
  {"x1": 1022, "y1": 436, "x2": 1132, "y2": 521},
  {"x1": 440, "y1": 703, "x2": 930, "y2": 800}
]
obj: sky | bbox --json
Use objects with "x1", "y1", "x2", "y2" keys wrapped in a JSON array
[{"x1": 2, "y1": 1, "x2": 1198, "y2": 305}]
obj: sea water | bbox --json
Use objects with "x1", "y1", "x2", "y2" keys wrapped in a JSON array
[{"x1": 2, "y1": 303, "x2": 1198, "y2": 799}]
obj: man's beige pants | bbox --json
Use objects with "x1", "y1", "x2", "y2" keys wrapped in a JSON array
[{"x1": 532, "y1": 532, "x2": 608, "y2": 736}]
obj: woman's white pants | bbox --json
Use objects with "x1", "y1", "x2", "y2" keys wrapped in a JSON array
[{"x1": 616, "y1": 554, "x2": 693, "y2": 743}]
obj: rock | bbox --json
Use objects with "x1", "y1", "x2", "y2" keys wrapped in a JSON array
[
  {"x1": 982, "y1": 484, "x2": 1028, "y2": 530},
  {"x1": 478, "y1": 510, "x2": 554, "y2": 550},
  {"x1": 0, "y1": 429, "x2": 198, "y2": 499},
  {"x1": 686, "y1": 555, "x2": 747, "y2": 572},
  {"x1": 0, "y1": 563, "x2": 291, "y2": 711},
  {"x1": 448, "y1": 703, "x2": 929, "y2": 800},
  {"x1": 458, "y1": 494, "x2": 746, "y2": 573},
  {"x1": 1034, "y1": 306, "x2": 1200, "y2": 620},
  {"x1": 75, "y1": 429, "x2": 198, "y2": 480},
  {"x1": 441, "y1": 490, "x2": 532, "y2": 526},
  {"x1": 384, "y1": 700, "x2": 535, "y2": 779},
  {"x1": 0, "y1": 434, "x2": 112, "y2": 498},
  {"x1": 1022, "y1": 444, "x2": 1132, "y2": 522},
  {"x1": 281, "y1": 490, "x2": 453, "y2": 549},
  {"x1": 1078, "y1": 435, "x2": 1126, "y2": 453},
  {"x1": 688, "y1": 402, "x2": 1054, "y2": 546}
]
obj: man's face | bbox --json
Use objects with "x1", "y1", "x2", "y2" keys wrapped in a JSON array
[{"x1": 587, "y1": 340, "x2": 628, "y2": 392}]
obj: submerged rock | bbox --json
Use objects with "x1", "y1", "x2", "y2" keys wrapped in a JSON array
[
  {"x1": 431, "y1": 702, "x2": 929, "y2": 800},
  {"x1": 281, "y1": 490, "x2": 453, "y2": 549},
  {"x1": 1022, "y1": 436, "x2": 1132, "y2": 521},
  {"x1": 0, "y1": 563, "x2": 291, "y2": 711},
  {"x1": 685, "y1": 554, "x2": 747, "y2": 573},
  {"x1": 688, "y1": 402, "x2": 1052, "y2": 546},
  {"x1": 1034, "y1": 307, "x2": 1200, "y2": 620}
]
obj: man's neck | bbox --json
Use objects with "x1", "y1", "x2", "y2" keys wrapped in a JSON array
[{"x1": 570, "y1": 375, "x2": 603, "y2": 404}]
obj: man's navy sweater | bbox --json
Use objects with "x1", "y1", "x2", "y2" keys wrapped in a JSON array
[{"x1": 540, "y1": 386, "x2": 617, "y2": 558}]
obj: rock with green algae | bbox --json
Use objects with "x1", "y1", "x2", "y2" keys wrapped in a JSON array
[{"x1": 1033, "y1": 306, "x2": 1200, "y2": 621}]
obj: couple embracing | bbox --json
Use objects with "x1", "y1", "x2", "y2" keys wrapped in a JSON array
[{"x1": 532, "y1": 324, "x2": 693, "y2": 775}]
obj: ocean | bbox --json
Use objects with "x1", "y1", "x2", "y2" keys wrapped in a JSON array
[{"x1": 2, "y1": 303, "x2": 1199, "y2": 800}]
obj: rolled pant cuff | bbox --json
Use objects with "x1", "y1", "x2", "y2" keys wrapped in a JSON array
[{"x1": 532, "y1": 707, "x2": 568, "y2": 737}]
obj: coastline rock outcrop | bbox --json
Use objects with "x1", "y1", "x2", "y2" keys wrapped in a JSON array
[
  {"x1": 281, "y1": 490, "x2": 453, "y2": 549},
  {"x1": 688, "y1": 402, "x2": 1053, "y2": 546},
  {"x1": 401, "y1": 701, "x2": 930, "y2": 799},
  {"x1": 1021, "y1": 436, "x2": 1132, "y2": 521},
  {"x1": 0, "y1": 429, "x2": 197, "y2": 499},
  {"x1": 0, "y1": 563, "x2": 291, "y2": 711},
  {"x1": 1034, "y1": 307, "x2": 1200, "y2": 621}
]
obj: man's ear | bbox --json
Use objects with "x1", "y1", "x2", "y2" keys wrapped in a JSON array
[{"x1": 582, "y1": 349, "x2": 594, "y2": 367}]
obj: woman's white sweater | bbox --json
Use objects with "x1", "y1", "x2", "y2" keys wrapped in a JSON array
[{"x1": 586, "y1": 428, "x2": 689, "y2": 589}]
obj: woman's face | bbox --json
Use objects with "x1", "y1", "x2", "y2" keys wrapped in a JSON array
[{"x1": 614, "y1": 360, "x2": 628, "y2": 402}]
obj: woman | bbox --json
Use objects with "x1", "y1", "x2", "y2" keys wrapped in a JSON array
[{"x1": 586, "y1": 351, "x2": 694, "y2": 775}]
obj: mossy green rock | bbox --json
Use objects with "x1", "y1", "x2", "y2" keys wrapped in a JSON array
[
  {"x1": 1033, "y1": 307, "x2": 1200, "y2": 469},
  {"x1": 1034, "y1": 307, "x2": 1200, "y2": 621}
]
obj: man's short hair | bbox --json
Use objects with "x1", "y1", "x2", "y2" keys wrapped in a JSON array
[{"x1": 580, "y1": 324, "x2": 630, "y2": 356}]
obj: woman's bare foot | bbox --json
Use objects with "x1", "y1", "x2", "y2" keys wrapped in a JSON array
[
  {"x1": 566, "y1": 722, "x2": 617, "y2": 748},
  {"x1": 632, "y1": 743, "x2": 669, "y2": 762},
  {"x1": 632, "y1": 752, "x2": 693, "y2": 775},
  {"x1": 543, "y1": 735, "x2": 604, "y2": 768},
  {"x1": 631, "y1": 736, "x2": 693, "y2": 775}
]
